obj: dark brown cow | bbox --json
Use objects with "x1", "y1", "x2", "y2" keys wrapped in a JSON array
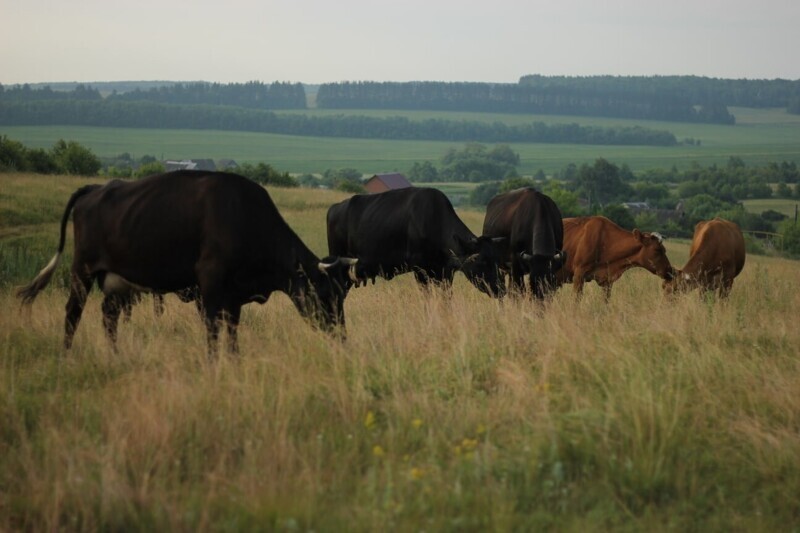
[
  {"x1": 663, "y1": 217, "x2": 745, "y2": 298},
  {"x1": 17, "y1": 171, "x2": 358, "y2": 354},
  {"x1": 482, "y1": 188, "x2": 565, "y2": 299},
  {"x1": 558, "y1": 216, "x2": 674, "y2": 298},
  {"x1": 327, "y1": 187, "x2": 506, "y2": 297}
]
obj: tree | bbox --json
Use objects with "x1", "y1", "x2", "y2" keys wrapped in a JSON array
[
  {"x1": 408, "y1": 161, "x2": 438, "y2": 182},
  {"x1": 51, "y1": 139, "x2": 101, "y2": 176},
  {"x1": 0, "y1": 135, "x2": 29, "y2": 171},
  {"x1": 541, "y1": 181, "x2": 584, "y2": 217},
  {"x1": 573, "y1": 158, "x2": 633, "y2": 208},
  {"x1": 468, "y1": 182, "x2": 501, "y2": 206},
  {"x1": 600, "y1": 204, "x2": 636, "y2": 230}
]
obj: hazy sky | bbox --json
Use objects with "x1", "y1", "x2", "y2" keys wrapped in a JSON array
[{"x1": 2, "y1": 0, "x2": 798, "y2": 84}]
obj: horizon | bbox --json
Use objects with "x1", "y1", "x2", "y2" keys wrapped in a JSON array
[{"x1": 5, "y1": 73, "x2": 800, "y2": 88}]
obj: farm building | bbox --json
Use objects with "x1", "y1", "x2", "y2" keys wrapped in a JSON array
[
  {"x1": 164, "y1": 159, "x2": 217, "y2": 172},
  {"x1": 364, "y1": 173, "x2": 413, "y2": 194}
]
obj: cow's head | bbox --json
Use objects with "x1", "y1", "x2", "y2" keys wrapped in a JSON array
[
  {"x1": 634, "y1": 229, "x2": 675, "y2": 281},
  {"x1": 520, "y1": 250, "x2": 568, "y2": 299},
  {"x1": 452, "y1": 235, "x2": 507, "y2": 297},
  {"x1": 291, "y1": 256, "x2": 358, "y2": 335},
  {"x1": 662, "y1": 269, "x2": 695, "y2": 296}
]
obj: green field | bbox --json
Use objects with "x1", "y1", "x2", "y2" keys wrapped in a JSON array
[
  {"x1": 3, "y1": 106, "x2": 800, "y2": 175},
  {"x1": 2, "y1": 173, "x2": 800, "y2": 530},
  {"x1": 743, "y1": 198, "x2": 800, "y2": 218}
]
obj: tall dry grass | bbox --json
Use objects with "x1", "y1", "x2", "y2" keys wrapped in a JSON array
[
  {"x1": 2, "y1": 254, "x2": 799, "y2": 530},
  {"x1": 2, "y1": 173, "x2": 799, "y2": 529}
]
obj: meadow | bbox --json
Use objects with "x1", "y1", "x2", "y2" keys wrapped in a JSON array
[
  {"x1": 3, "y1": 106, "x2": 800, "y2": 175},
  {"x1": 1, "y1": 174, "x2": 800, "y2": 530}
]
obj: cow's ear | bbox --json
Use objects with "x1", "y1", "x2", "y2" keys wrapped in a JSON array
[{"x1": 633, "y1": 229, "x2": 642, "y2": 241}]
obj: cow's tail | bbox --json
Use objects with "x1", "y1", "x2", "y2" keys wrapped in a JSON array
[{"x1": 17, "y1": 184, "x2": 102, "y2": 305}]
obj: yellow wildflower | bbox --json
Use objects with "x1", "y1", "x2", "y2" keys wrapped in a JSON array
[
  {"x1": 412, "y1": 418, "x2": 423, "y2": 429},
  {"x1": 372, "y1": 445, "x2": 385, "y2": 458},
  {"x1": 364, "y1": 411, "x2": 375, "y2": 429},
  {"x1": 410, "y1": 467, "x2": 426, "y2": 480}
]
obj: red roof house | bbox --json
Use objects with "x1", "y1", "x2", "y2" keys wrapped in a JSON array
[{"x1": 364, "y1": 173, "x2": 413, "y2": 194}]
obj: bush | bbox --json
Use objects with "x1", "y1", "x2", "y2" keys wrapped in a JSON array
[
  {"x1": 134, "y1": 161, "x2": 166, "y2": 178},
  {"x1": 52, "y1": 139, "x2": 101, "y2": 176},
  {"x1": 0, "y1": 135, "x2": 29, "y2": 171},
  {"x1": 779, "y1": 219, "x2": 800, "y2": 256}
]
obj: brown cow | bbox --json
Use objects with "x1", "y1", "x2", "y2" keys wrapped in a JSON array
[
  {"x1": 663, "y1": 217, "x2": 745, "y2": 298},
  {"x1": 558, "y1": 216, "x2": 675, "y2": 298}
]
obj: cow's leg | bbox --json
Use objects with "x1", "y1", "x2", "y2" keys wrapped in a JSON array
[
  {"x1": 509, "y1": 261, "x2": 526, "y2": 296},
  {"x1": 153, "y1": 293, "x2": 166, "y2": 316},
  {"x1": 121, "y1": 293, "x2": 135, "y2": 323},
  {"x1": 64, "y1": 269, "x2": 93, "y2": 350},
  {"x1": 599, "y1": 281, "x2": 613, "y2": 301},
  {"x1": 101, "y1": 293, "x2": 126, "y2": 348},
  {"x1": 571, "y1": 270, "x2": 587, "y2": 299},
  {"x1": 223, "y1": 305, "x2": 242, "y2": 355}
]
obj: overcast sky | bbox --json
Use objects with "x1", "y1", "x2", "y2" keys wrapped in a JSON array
[{"x1": 2, "y1": 0, "x2": 798, "y2": 85}]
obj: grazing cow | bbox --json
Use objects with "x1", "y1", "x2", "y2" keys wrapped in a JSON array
[
  {"x1": 558, "y1": 216, "x2": 674, "y2": 299},
  {"x1": 17, "y1": 171, "x2": 358, "y2": 353},
  {"x1": 326, "y1": 187, "x2": 506, "y2": 296},
  {"x1": 482, "y1": 188, "x2": 566, "y2": 299},
  {"x1": 663, "y1": 217, "x2": 745, "y2": 298}
]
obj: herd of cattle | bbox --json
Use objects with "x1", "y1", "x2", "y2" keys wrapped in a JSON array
[{"x1": 17, "y1": 170, "x2": 747, "y2": 353}]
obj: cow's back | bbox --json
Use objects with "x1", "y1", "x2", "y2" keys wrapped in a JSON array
[
  {"x1": 342, "y1": 188, "x2": 465, "y2": 257},
  {"x1": 484, "y1": 188, "x2": 562, "y2": 255},
  {"x1": 686, "y1": 218, "x2": 745, "y2": 281},
  {"x1": 72, "y1": 171, "x2": 296, "y2": 291}
]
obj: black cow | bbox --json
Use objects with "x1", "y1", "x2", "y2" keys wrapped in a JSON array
[
  {"x1": 482, "y1": 187, "x2": 565, "y2": 299},
  {"x1": 326, "y1": 187, "x2": 506, "y2": 296},
  {"x1": 17, "y1": 171, "x2": 358, "y2": 353}
]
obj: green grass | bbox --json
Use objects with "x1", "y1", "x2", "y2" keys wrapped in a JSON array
[
  {"x1": 2, "y1": 173, "x2": 800, "y2": 529},
  {"x1": 3, "y1": 107, "x2": 800, "y2": 175},
  {"x1": 743, "y1": 198, "x2": 800, "y2": 218}
]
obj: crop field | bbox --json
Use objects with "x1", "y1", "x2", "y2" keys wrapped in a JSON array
[
  {"x1": 3, "y1": 106, "x2": 800, "y2": 175},
  {"x1": 1, "y1": 173, "x2": 800, "y2": 530}
]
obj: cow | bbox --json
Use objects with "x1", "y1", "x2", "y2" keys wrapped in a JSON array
[
  {"x1": 663, "y1": 217, "x2": 745, "y2": 298},
  {"x1": 17, "y1": 171, "x2": 358, "y2": 354},
  {"x1": 481, "y1": 188, "x2": 566, "y2": 299},
  {"x1": 558, "y1": 216, "x2": 675, "y2": 299},
  {"x1": 326, "y1": 187, "x2": 506, "y2": 297}
]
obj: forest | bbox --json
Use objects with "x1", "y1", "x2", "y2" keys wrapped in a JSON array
[
  {"x1": 316, "y1": 80, "x2": 737, "y2": 124},
  {"x1": 0, "y1": 99, "x2": 678, "y2": 146}
]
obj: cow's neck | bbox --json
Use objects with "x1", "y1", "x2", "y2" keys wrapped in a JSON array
[{"x1": 603, "y1": 237, "x2": 648, "y2": 272}]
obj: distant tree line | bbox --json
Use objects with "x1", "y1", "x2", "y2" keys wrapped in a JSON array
[
  {"x1": 0, "y1": 100, "x2": 678, "y2": 146},
  {"x1": 0, "y1": 81, "x2": 306, "y2": 109},
  {"x1": 315, "y1": 80, "x2": 736, "y2": 124},
  {"x1": 106, "y1": 81, "x2": 306, "y2": 109},
  {"x1": 519, "y1": 75, "x2": 800, "y2": 109}
]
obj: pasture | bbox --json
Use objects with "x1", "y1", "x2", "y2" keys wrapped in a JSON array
[
  {"x1": 1, "y1": 174, "x2": 800, "y2": 530},
  {"x1": 3, "y1": 106, "x2": 800, "y2": 175}
]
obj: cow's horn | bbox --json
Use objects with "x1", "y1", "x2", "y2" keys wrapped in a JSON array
[
  {"x1": 520, "y1": 252, "x2": 533, "y2": 261},
  {"x1": 553, "y1": 252, "x2": 562, "y2": 261},
  {"x1": 339, "y1": 257, "x2": 359, "y2": 266},
  {"x1": 348, "y1": 264, "x2": 359, "y2": 283},
  {"x1": 652, "y1": 232, "x2": 664, "y2": 243},
  {"x1": 491, "y1": 237, "x2": 506, "y2": 243},
  {"x1": 318, "y1": 258, "x2": 341, "y2": 272}
]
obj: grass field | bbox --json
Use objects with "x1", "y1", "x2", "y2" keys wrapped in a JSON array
[
  {"x1": 1, "y1": 173, "x2": 800, "y2": 530},
  {"x1": 3, "y1": 106, "x2": 800, "y2": 176},
  {"x1": 742, "y1": 198, "x2": 800, "y2": 218}
]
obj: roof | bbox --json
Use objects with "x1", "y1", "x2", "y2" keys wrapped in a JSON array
[
  {"x1": 368, "y1": 173, "x2": 412, "y2": 189},
  {"x1": 163, "y1": 159, "x2": 217, "y2": 172}
]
